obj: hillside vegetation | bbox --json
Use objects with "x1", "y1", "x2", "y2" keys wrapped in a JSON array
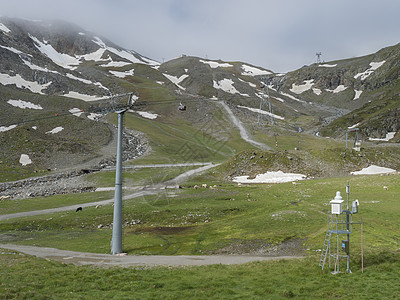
[{"x1": 1, "y1": 17, "x2": 400, "y2": 299}]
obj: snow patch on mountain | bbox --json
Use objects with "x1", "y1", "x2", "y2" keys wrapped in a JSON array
[
  {"x1": 7, "y1": 99, "x2": 43, "y2": 110},
  {"x1": 28, "y1": 33, "x2": 158, "y2": 73},
  {"x1": 24, "y1": 60, "x2": 60, "y2": 74},
  {"x1": 280, "y1": 91, "x2": 305, "y2": 103},
  {"x1": 163, "y1": 73, "x2": 189, "y2": 90},
  {"x1": 101, "y1": 61, "x2": 131, "y2": 67},
  {"x1": 213, "y1": 79, "x2": 249, "y2": 96},
  {"x1": 65, "y1": 73, "x2": 108, "y2": 91},
  {"x1": 92, "y1": 37, "x2": 159, "y2": 66},
  {"x1": 0, "y1": 125, "x2": 17, "y2": 132},
  {"x1": 63, "y1": 91, "x2": 103, "y2": 102},
  {"x1": 87, "y1": 113, "x2": 103, "y2": 121},
  {"x1": 65, "y1": 73, "x2": 91, "y2": 84},
  {"x1": 233, "y1": 171, "x2": 306, "y2": 183},
  {"x1": 319, "y1": 64, "x2": 337, "y2": 68},
  {"x1": 353, "y1": 90, "x2": 363, "y2": 100},
  {"x1": 19, "y1": 154, "x2": 32, "y2": 166},
  {"x1": 109, "y1": 69, "x2": 134, "y2": 78},
  {"x1": 0, "y1": 23, "x2": 11, "y2": 33},
  {"x1": 0, "y1": 73, "x2": 51, "y2": 94},
  {"x1": 238, "y1": 78, "x2": 256, "y2": 88},
  {"x1": 290, "y1": 80, "x2": 314, "y2": 94},
  {"x1": 326, "y1": 85, "x2": 347, "y2": 93},
  {"x1": 369, "y1": 132, "x2": 396, "y2": 142},
  {"x1": 30, "y1": 34, "x2": 81, "y2": 70},
  {"x1": 351, "y1": 165, "x2": 396, "y2": 175},
  {"x1": 241, "y1": 64, "x2": 271, "y2": 76},
  {"x1": 69, "y1": 108, "x2": 84, "y2": 117},
  {"x1": 46, "y1": 127, "x2": 64, "y2": 134},
  {"x1": 354, "y1": 61, "x2": 385, "y2": 80},
  {"x1": 199, "y1": 59, "x2": 233, "y2": 68},
  {"x1": 136, "y1": 111, "x2": 158, "y2": 119},
  {"x1": 313, "y1": 88, "x2": 322, "y2": 95},
  {"x1": 0, "y1": 45, "x2": 25, "y2": 55},
  {"x1": 348, "y1": 123, "x2": 360, "y2": 130},
  {"x1": 78, "y1": 47, "x2": 105, "y2": 62},
  {"x1": 237, "y1": 105, "x2": 284, "y2": 120}
]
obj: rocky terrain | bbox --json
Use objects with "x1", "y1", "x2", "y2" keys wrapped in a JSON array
[{"x1": 0, "y1": 129, "x2": 149, "y2": 199}]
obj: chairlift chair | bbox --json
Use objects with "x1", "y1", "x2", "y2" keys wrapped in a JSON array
[{"x1": 178, "y1": 101, "x2": 186, "y2": 111}]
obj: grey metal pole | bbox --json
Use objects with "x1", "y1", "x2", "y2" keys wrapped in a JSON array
[
  {"x1": 346, "y1": 181, "x2": 351, "y2": 273},
  {"x1": 111, "y1": 110, "x2": 126, "y2": 254}
]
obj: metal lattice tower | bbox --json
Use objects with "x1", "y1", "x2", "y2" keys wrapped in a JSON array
[
  {"x1": 316, "y1": 52, "x2": 322, "y2": 64},
  {"x1": 258, "y1": 78, "x2": 274, "y2": 126},
  {"x1": 345, "y1": 128, "x2": 360, "y2": 150}
]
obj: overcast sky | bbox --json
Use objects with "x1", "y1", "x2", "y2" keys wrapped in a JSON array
[{"x1": 1, "y1": 0, "x2": 400, "y2": 72}]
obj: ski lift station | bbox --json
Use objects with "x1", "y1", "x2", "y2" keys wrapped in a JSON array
[{"x1": 319, "y1": 182, "x2": 362, "y2": 274}]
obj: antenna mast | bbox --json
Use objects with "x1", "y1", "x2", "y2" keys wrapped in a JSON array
[{"x1": 316, "y1": 52, "x2": 322, "y2": 64}]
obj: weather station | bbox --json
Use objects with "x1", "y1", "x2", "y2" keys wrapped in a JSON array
[{"x1": 319, "y1": 182, "x2": 362, "y2": 274}]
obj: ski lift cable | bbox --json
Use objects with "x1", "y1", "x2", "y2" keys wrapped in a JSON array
[
  {"x1": 1, "y1": 93, "x2": 275, "y2": 128},
  {"x1": 0, "y1": 93, "x2": 136, "y2": 128},
  {"x1": 1, "y1": 93, "x2": 204, "y2": 127},
  {"x1": 0, "y1": 98, "x2": 182, "y2": 127},
  {"x1": 0, "y1": 110, "x2": 83, "y2": 127}
]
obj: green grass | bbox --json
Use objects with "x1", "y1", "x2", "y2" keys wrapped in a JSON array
[
  {"x1": 1, "y1": 165, "x2": 400, "y2": 298},
  {"x1": 110, "y1": 106, "x2": 255, "y2": 165},
  {"x1": 1, "y1": 248, "x2": 400, "y2": 299},
  {"x1": 1, "y1": 173, "x2": 399, "y2": 258},
  {"x1": 0, "y1": 191, "x2": 113, "y2": 215}
]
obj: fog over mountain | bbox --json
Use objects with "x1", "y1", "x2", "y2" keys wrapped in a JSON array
[{"x1": 1, "y1": 0, "x2": 400, "y2": 72}]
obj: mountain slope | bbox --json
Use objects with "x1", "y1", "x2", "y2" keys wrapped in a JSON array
[
  {"x1": 265, "y1": 43, "x2": 400, "y2": 139},
  {"x1": 1, "y1": 17, "x2": 399, "y2": 182},
  {"x1": 0, "y1": 17, "x2": 163, "y2": 180}
]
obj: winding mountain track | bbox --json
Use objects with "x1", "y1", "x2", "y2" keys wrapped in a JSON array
[
  {"x1": 0, "y1": 163, "x2": 219, "y2": 221},
  {"x1": 216, "y1": 101, "x2": 271, "y2": 150}
]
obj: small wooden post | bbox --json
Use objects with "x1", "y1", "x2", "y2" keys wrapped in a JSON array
[{"x1": 361, "y1": 216, "x2": 364, "y2": 273}]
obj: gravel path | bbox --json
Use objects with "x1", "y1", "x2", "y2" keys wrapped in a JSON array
[
  {"x1": 0, "y1": 243, "x2": 302, "y2": 267},
  {"x1": 217, "y1": 101, "x2": 271, "y2": 150},
  {"x1": 0, "y1": 163, "x2": 219, "y2": 221}
]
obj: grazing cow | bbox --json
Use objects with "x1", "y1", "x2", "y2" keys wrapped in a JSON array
[{"x1": 76, "y1": 207, "x2": 82, "y2": 212}]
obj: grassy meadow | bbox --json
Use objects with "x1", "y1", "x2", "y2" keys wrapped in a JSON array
[
  {"x1": 1, "y1": 249, "x2": 400, "y2": 299},
  {"x1": 2, "y1": 103, "x2": 400, "y2": 299},
  {"x1": 1, "y1": 169, "x2": 400, "y2": 298}
]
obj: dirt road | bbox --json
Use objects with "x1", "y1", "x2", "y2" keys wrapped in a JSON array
[
  {"x1": 0, "y1": 163, "x2": 218, "y2": 221},
  {"x1": 217, "y1": 101, "x2": 271, "y2": 150},
  {"x1": 0, "y1": 243, "x2": 301, "y2": 267}
]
